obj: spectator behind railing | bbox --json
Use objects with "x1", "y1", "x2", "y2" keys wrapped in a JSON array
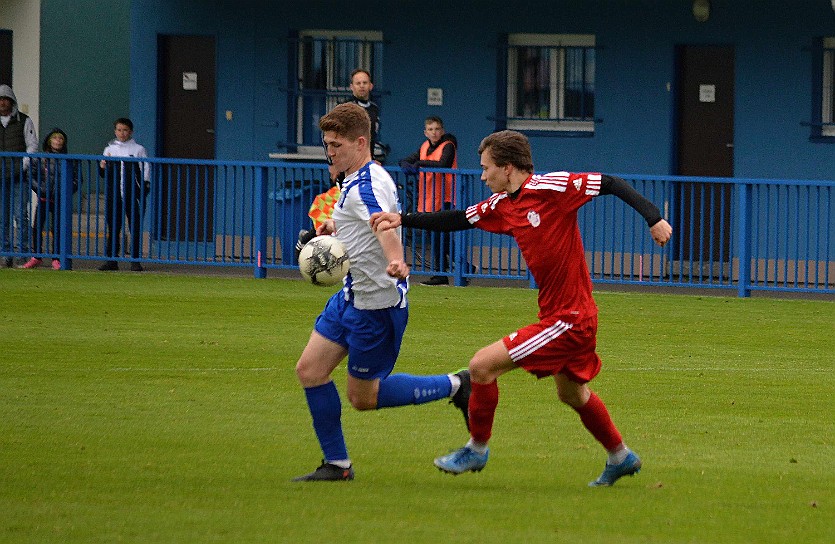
[
  {"x1": 398, "y1": 116, "x2": 459, "y2": 285},
  {"x1": 21, "y1": 128, "x2": 78, "y2": 270},
  {"x1": 97, "y1": 117, "x2": 150, "y2": 272},
  {"x1": 343, "y1": 69, "x2": 383, "y2": 163},
  {"x1": 0, "y1": 84, "x2": 38, "y2": 268}
]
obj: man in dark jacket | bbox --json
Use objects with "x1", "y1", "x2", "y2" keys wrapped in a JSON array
[
  {"x1": 0, "y1": 84, "x2": 38, "y2": 267},
  {"x1": 345, "y1": 69, "x2": 383, "y2": 162}
]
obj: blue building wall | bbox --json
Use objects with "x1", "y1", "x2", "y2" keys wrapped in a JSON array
[
  {"x1": 40, "y1": 0, "x2": 131, "y2": 155},
  {"x1": 129, "y1": 0, "x2": 835, "y2": 180}
]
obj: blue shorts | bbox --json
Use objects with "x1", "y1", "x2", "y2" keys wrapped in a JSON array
[{"x1": 314, "y1": 291, "x2": 408, "y2": 380}]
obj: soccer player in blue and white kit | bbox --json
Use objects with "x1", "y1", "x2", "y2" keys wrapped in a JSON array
[{"x1": 292, "y1": 103, "x2": 470, "y2": 482}]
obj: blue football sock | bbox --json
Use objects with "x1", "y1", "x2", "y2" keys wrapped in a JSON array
[
  {"x1": 376, "y1": 373, "x2": 452, "y2": 408},
  {"x1": 304, "y1": 381, "x2": 348, "y2": 462}
]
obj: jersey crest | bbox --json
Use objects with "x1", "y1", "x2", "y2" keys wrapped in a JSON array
[{"x1": 527, "y1": 210, "x2": 541, "y2": 227}]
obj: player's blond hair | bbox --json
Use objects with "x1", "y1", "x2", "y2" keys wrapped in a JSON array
[
  {"x1": 478, "y1": 130, "x2": 534, "y2": 174},
  {"x1": 319, "y1": 102, "x2": 371, "y2": 142},
  {"x1": 425, "y1": 116, "x2": 444, "y2": 128}
]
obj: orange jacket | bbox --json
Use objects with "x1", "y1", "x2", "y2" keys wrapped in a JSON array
[{"x1": 417, "y1": 140, "x2": 457, "y2": 212}]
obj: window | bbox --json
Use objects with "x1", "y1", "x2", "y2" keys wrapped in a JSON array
[
  {"x1": 820, "y1": 37, "x2": 835, "y2": 137},
  {"x1": 289, "y1": 30, "x2": 383, "y2": 152},
  {"x1": 503, "y1": 34, "x2": 596, "y2": 133}
]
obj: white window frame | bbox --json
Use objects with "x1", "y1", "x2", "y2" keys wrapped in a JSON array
[
  {"x1": 506, "y1": 33, "x2": 595, "y2": 133},
  {"x1": 821, "y1": 37, "x2": 835, "y2": 137}
]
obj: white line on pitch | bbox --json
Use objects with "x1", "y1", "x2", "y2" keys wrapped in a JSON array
[
  {"x1": 109, "y1": 367, "x2": 277, "y2": 372},
  {"x1": 609, "y1": 367, "x2": 830, "y2": 372}
]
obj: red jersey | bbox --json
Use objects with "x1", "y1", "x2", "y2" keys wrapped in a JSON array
[{"x1": 465, "y1": 171, "x2": 602, "y2": 321}]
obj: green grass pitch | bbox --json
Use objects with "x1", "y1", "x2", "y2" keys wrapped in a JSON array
[{"x1": 1, "y1": 270, "x2": 833, "y2": 543}]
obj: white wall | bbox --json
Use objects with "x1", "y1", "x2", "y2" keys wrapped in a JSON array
[{"x1": 0, "y1": 0, "x2": 41, "y2": 130}]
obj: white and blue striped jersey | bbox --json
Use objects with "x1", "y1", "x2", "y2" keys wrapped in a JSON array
[{"x1": 332, "y1": 161, "x2": 406, "y2": 310}]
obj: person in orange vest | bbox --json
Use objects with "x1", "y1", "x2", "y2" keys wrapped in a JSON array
[{"x1": 399, "y1": 116, "x2": 458, "y2": 285}]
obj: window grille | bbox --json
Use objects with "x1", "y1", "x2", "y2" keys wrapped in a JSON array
[
  {"x1": 503, "y1": 34, "x2": 596, "y2": 133},
  {"x1": 288, "y1": 30, "x2": 383, "y2": 150}
]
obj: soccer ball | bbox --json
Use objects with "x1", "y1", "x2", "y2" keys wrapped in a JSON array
[{"x1": 298, "y1": 235, "x2": 350, "y2": 286}]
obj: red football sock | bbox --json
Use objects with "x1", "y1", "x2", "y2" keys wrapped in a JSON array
[
  {"x1": 573, "y1": 392, "x2": 623, "y2": 452},
  {"x1": 469, "y1": 381, "x2": 499, "y2": 444}
]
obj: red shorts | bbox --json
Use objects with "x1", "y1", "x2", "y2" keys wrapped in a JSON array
[{"x1": 502, "y1": 315, "x2": 601, "y2": 383}]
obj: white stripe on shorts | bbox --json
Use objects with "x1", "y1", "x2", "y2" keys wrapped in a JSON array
[{"x1": 508, "y1": 320, "x2": 573, "y2": 362}]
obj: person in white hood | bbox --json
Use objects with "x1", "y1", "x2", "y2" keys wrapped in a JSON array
[
  {"x1": 97, "y1": 117, "x2": 150, "y2": 272},
  {"x1": 0, "y1": 84, "x2": 38, "y2": 267}
]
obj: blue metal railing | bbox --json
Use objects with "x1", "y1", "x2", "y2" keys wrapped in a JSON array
[{"x1": 1, "y1": 151, "x2": 832, "y2": 297}]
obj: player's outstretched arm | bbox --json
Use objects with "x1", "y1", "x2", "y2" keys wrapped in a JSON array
[
  {"x1": 370, "y1": 211, "x2": 401, "y2": 232},
  {"x1": 650, "y1": 218, "x2": 672, "y2": 247},
  {"x1": 600, "y1": 175, "x2": 673, "y2": 244},
  {"x1": 372, "y1": 209, "x2": 473, "y2": 233}
]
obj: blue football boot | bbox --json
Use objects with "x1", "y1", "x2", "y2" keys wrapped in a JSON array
[
  {"x1": 588, "y1": 451, "x2": 642, "y2": 487},
  {"x1": 434, "y1": 446, "x2": 489, "y2": 475}
]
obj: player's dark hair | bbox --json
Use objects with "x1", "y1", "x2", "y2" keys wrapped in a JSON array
[
  {"x1": 478, "y1": 130, "x2": 534, "y2": 173},
  {"x1": 114, "y1": 117, "x2": 133, "y2": 130},
  {"x1": 350, "y1": 68, "x2": 372, "y2": 82},
  {"x1": 320, "y1": 102, "x2": 371, "y2": 142}
]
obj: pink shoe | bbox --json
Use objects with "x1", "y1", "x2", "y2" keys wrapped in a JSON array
[
  {"x1": 21, "y1": 257, "x2": 42, "y2": 269},
  {"x1": 52, "y1": 259, "x2": 61, "y2": 270}
]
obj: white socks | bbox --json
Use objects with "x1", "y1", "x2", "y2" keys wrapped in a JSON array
[
  {"x1": 607, "y1": 446, "x2": 629, "y2": 465},
  {"x1": 466, "y1": 438, "x2": 489, "y2": 454},
  {"x1": 448, "y1": 373, "x2": 461, "y2": 397}
]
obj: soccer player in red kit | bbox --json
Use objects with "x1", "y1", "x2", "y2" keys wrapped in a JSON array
[{"x1": 370, "y1": 130, "x2": 672, "y2": 486}]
